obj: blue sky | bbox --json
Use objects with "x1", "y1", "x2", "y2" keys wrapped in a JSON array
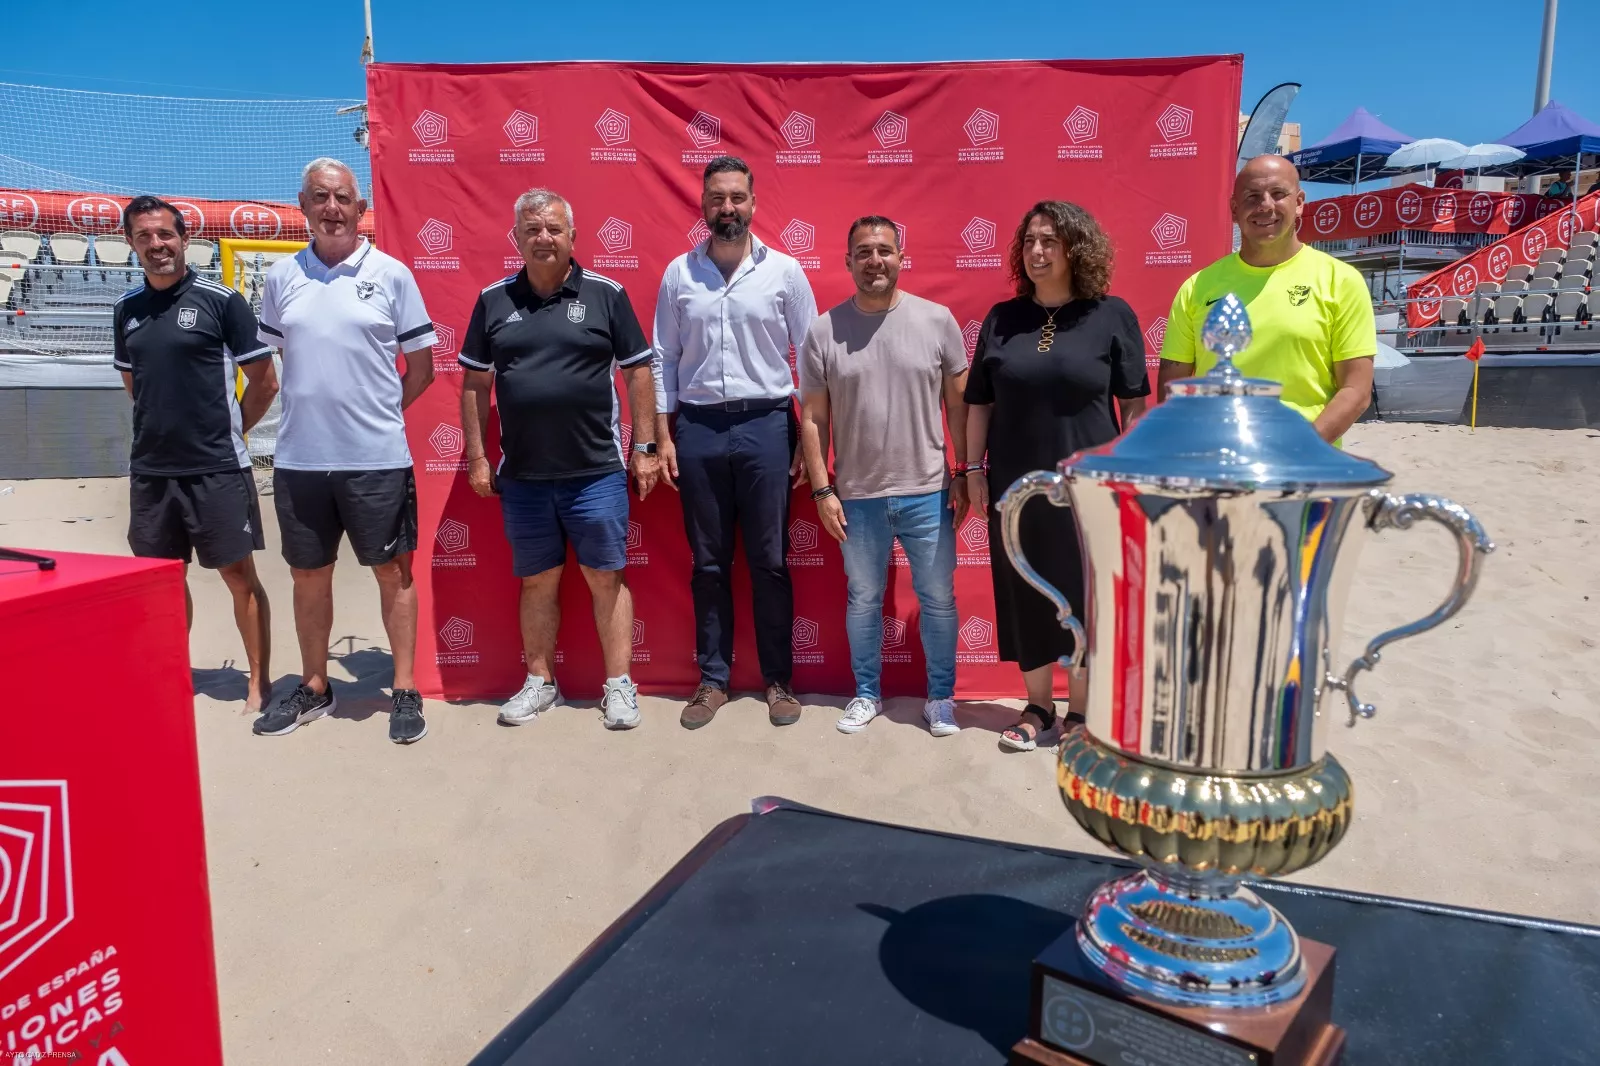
[{"x1": 7, "y1": 0, "x2": 1594, "y2": 192}]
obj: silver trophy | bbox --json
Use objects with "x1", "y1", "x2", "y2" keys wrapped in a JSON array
[{"x1": 998, "y1": 294, "x2": 1493, "y2": 1009}]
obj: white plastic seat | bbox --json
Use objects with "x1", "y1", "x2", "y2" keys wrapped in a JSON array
[
  {"x1": 1553, "y1": 291, "x2": 1588, "y2": 321},
  {"x1": 1533, "y1": 261, "x2": 1563, "y2": 280},
  {"x1": 1505, "y1": 263, "x2": 1534, "y2": 283},
  {"x1": 1492, "y1": 294, "x2": 1523, "y2": 322},
  {"x1": 93, "y1": 234, "x2": 134, "y2": 266},
  {"x1": 47, "y1": 232, "x2": 90, "y2": 265},
  {"x1": 1524, "y1": 292, "x2": 1554, "y2": 321},
  {"x1": 0, "y1": 230, "x2": 42, "y2": 261},
  {"x1": 0, "y1": 275, "x2": 11, "y2": 307},
  {"x1": 1569, "y1": 231, "x2": 1598, "y2": 250},
  {"x1": 1467, "y1": 294, "x2": 1497, "y2": 322},
  {"x1": 1501, "y1": 278, "x2": 1529, "y2": 294},
  {"x1": 185, "y1": 239, "x2": 216, "y2": 269},
  {"x1": 1537, "y1": 248, "x2": 1567, "y2": 266},
  {"x1": 1441, "y1": 297, "x2": 1467, "y2": 325},
  {"x1": 1558, "y1": 273, "x2": 1590, "y2": 290}
]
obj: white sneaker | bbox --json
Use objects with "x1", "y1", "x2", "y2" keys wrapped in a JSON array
[
  {"x1": 602, "y1": 675, "x2": 641, "y2": 730},
  {"x1": 499, "y1": 674, "x2": 559, "y2": 725},
  {"x1": 924, "y1": 698, "x2": 960, "y2": 737},
  {"x1": 837, "y1": 697, "x2": 881, "y2": 734}
]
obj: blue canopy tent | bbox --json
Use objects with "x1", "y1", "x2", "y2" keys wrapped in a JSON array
[
  {"x1": 1288, "y1": 106, "x2": 1415, "y2": 187},
  {"x1": 1479, "y1": 101, "x2": 1600, "y2": 181}
]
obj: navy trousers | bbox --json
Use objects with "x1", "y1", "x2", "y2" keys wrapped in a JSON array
[{"x1": 674, "y1": 403, "x2": 795, "y2": 688}]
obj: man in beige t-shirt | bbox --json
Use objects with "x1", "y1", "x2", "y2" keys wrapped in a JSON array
[{"x1": 798, "y1": 215, "x2": 970, "y2": 737}]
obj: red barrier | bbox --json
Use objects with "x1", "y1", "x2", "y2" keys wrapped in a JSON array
[
  {"x1": 0, "y1": 186, "x2": 375, "y2": 240},
  {"x1": 367, "y1": 57, "x2": 1242, "y2": 701},
  {"x1": 1298, "y1": 185, "x2": 1555, "y2": 242},
  {"x1": 1406, "y1": 190, "x2": 1600, "y2": 326},
  {"x1": 0, "y1": 553, "x2": 223, "y2": 1065}
]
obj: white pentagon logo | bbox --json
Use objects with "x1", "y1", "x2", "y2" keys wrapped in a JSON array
[
  {"x1": 873, "y1": 110, "x2": 909, "y2": 148},
  {"x1": 963, "y1": 107, "x2": 1000, "y2": 147},
  {"x1": 1150, "y1": 213, "x2": 1188, "y2": 251},
  {"x1": 429, "y1": 423, "x2": 463, "y2": 457},
  {"x1": 597, "y1": 217, "x2": 633, "y2": 254},
  {"x1": 438, "y1": 616, "x2": 474, "y2": 650},
  {"x1": 686, "y1": 111, "x2": 722, "y2": 149},
  {"x1": 1143, "y1": 316, "x2": 1168, "y2": 354},
  {"x1": 881, "y1": 616, "x2": 907, "y2": 649},
  {"x1": 779, "y1": 111, "x2": 816, "y2": 150},
  {"x1": 0, "y1": 780, "x2": 75, "y2": 982},
  {"x1": 959, "y1": 616, "x2": 995, "y2": 650},
  {"x1": 417, "y1": 218, "x2": 454, "y2": 256},
  {"x1": 595, "y1": 108, "x2": 631, "y2": 146},
  {"x1": 789, "y1": 519, "x2": 820, "y2": 554},
  {"x1": 780, "y1": 218, "x2": 815, "y2": 255},
  {"x1": 435, "y1": 518, "x2": 470, "y2": 554},
  {"x1": 1155, "y1": 103, "x2": 1194, "y2": 143},
  {"x1": 1063, "y1": 106, "x2": 1100, "y2": 144},
  {"x1": 960, "y1": 516, "x2": 989, "y2": 553},
  {"x1": 503, "y1": 110, "x2": 540, "y2": 147},
  {"x1": 792, "y1": 616, "x2": 821, "y2": 650},
  {"x1": 960, "y1": 217, "x2": 997, "y2": 253}
]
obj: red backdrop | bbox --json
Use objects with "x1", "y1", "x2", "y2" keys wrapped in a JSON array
[
  {"x1": 366, "y1": 57, "x2": 1242, "y2": 701},
  {"x1": 1406, "y1": 190, "x2": 1600, "y2": 326},
  {"x1": 0, "y1": 187, "x2": 373, "y2": 241},
  {"x1": 1298, "y1": 186, "x2": 1555, "y2": 243}
]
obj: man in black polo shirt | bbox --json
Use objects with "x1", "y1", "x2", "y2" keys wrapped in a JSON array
[
  {"x1": 113, "y1": 194, "x2": 280, "y2": 713},
  {"x1": 460, "y1": 188, "x2": 660, "y2": 730}
]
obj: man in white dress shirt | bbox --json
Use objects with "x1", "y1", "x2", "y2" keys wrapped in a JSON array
[{"x1": 652, "y1": 156, "x2": 817, "y2": 730}]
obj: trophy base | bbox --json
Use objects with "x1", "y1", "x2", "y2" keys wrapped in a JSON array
[{"x1": 1010, "y1": 930, "x2": 1343, "y2": 1066}]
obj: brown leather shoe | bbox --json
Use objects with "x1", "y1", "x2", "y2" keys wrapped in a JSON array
[
  {"x1": 680, "y1": 683, "x2": 727, "y2": 730},
  {"x1": 765, "y1": 682, "x2": 801, "y2": 726}
]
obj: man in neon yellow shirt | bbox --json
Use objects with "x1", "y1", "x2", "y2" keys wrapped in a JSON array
[{"x1": 1158, "y1": 155, "x2": 1375, "y2": 444}]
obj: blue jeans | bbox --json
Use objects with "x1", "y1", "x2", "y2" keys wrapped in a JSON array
[{"x1": 837, "y1": 488, "x2": 958, "y2": 701}]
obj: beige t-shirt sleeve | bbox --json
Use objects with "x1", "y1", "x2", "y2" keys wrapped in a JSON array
[
  {"x1": 937, "y1": 309, "x2": 969, "y2": 375},
  {"x1": 798, "y1": 315, "x2": 830, "y2": 393}
]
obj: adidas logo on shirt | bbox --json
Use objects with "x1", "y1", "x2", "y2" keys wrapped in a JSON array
[{"x1": 506, "y1": 310, "x2": 522, "y2": 323}]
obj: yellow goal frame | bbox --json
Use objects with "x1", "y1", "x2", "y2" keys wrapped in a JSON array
[{"x1": 219, "y1": 238, "x2": 305, "y2": 403}]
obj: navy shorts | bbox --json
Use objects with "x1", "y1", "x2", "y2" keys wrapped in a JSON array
[{"x1": 500, "y1": 470, "x2": 629, "y2": 577}]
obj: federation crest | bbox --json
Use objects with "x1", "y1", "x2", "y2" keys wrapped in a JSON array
[
  {"x1": 176, "y1": 307, "x2": 198, "y2": 329},
  {"x1": 567, "y1": 302, "x2": 587, "y2": 323},
  {"x1": 356, "y1": 280, "x2": 377, "y2": 300}
]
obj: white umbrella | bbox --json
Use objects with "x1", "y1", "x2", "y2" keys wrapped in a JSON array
[
  {"x1": 1386, "y1": 138, "x2": 1469, "y2": 170},
  {"x1": 1374, "y1": 341, "x2": 1411, "y2": 369},
  {"x1": 1438, "y1": 143, "x2": 1525, "y2": 172}
]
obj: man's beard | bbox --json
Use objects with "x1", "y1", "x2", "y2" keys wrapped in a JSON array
[{"x1": 711, "y1": 213, "x2": 749, "y2": 241}]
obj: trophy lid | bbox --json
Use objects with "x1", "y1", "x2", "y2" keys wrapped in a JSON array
[{"x1": 1066, "y1": 293, "x2": 1391, "y2": 492}]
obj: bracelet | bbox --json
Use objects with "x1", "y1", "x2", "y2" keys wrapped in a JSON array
[
  {"x1": 963, "y1": 463, "x2": 987, "y2": 474},
  {"x1": 466, "y1": 454, "x2": 488, "y2": 463},
  {"x1": 951, "y1": 470, "x2": 968, "y2": 479},
  {"x1": 811, "y1": 485, "x2": 837, "y2": 501}
]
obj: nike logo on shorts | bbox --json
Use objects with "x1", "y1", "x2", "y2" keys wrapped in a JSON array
[{"x1": 383, "y1": 537, "x2": 399, "y2": 552}]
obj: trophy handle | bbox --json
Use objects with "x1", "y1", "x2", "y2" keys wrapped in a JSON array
[
  {"x1": 1333, "y1": 491, "x2": 1495, "y2": 726},
  {"x1": 996, "y1": 470, "x2": 1086, "y2": 668}
]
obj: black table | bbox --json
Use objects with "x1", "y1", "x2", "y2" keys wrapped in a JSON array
[{"x1": 470, "y1": 800, "x2": 1600, "y2": 1065}]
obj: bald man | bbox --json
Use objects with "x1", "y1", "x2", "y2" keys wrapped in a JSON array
[{"x1": 1158, "y1": 155, "x2": 1375, "y2": 444}]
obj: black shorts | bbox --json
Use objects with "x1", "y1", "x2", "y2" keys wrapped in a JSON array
[
  {"x1": 128, "y1": 468, "x2": 264, "y2": 569},
  {"x1": 273, "y1": 467, "x2": 418, "y2": 570}
]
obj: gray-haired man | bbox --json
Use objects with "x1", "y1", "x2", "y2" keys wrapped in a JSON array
[
  {"x1": 458, "y1": 189, "x2": 659, "y2": 730},
  {"x1": 252, "y1": 157, "x2": 438, "y2": 744}
]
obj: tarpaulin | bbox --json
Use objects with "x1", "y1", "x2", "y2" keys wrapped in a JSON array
[
  {"x1": 1299, "y1": 185, "x2": 1553, "y2": 242},
  {"x1": 1407, "y1": 190, "x2": 1600, "y2": 326},
  {"x1": 0, "y1": 186, "x2": 375, "y2": 240},
  {"x1": 367, "y1": 57, "x2": 1242, "y2": 700}
]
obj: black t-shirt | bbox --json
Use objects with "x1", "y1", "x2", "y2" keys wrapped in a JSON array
[
  {"x1": 112, "y1": 269, "x2": 273, "y2": 477},
  {"x1": 963, "y1": 295, "x2": 1150, "y2": 485},
  {"x1": 460, "y1": 261, "x2": 651, "y2": 480}
]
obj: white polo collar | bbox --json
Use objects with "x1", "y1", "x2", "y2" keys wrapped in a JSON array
[{"x1": 303, "y1": 237, "x2": 373, "y2": 277}]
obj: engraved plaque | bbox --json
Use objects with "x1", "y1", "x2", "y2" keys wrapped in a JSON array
[{"x1": 1039, "y1": 975, "x2": 1258, "y2": 1066}]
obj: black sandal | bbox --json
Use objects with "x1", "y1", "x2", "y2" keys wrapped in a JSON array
[{"x1": 1000, "y1": 703, "x2": 1057, "y2": 751}]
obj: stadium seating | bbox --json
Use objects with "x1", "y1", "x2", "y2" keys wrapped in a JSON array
[
  {"x1": 47, "y1": 232, "x2": 89, "y2": 265},
  {"x1": 1468, "y1": 283, "x2": 1498, "y2": 324},
  {"x1": 92, "y1": 234, "x2": 133, "y2": 266},
  {"x1": 185, "y1": 239, "x2": 216, "y2": 270},
  {"x1": 1533, "y1": 260, "x2": 1563, "y2": 281},
  {"x1": 1505, "y1": 263, "x2": 1534, "y2": 283},
  {"x1": 0, "y1": 230, "x2": 41, "y2": 261}
]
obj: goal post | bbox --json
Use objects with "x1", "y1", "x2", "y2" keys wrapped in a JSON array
[{"x1": 220, "y1": 238, "x2": 304, "y2": 469}]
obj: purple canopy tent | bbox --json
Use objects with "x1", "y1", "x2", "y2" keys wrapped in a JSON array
[
  {"x1": 1288, "y1": 106, "x2": 1415, "y2": 187},
  {"x1": 1483, "y1": 101, "x2": 1600, "y2": 210}
]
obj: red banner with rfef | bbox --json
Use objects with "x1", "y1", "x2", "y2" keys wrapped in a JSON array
[
  {"x1": 1406, "y1": 190, "x2": 1600, "y2": 327},
  {"x1": 0, "y1": 186, "x2": 374, "y2": 241},
  {"x1": 367, "y1": 57, "x2": 1242, "y2": 701},
  {"x1": 1298, "y1": 186, "x2": 1555, "y2": 243}
]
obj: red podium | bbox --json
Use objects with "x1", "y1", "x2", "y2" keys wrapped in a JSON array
[{"x1": 0, "y1": 551, "x2": 223, "y2": 1065}]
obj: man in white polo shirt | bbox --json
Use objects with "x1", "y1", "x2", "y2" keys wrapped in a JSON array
[{"x1": 251, "y1": 157, "x2": 438, "y2": 745}]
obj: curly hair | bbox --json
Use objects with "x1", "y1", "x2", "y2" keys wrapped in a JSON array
[{"x1": 1007, "y1": 200, "x2": 1114, "y2": 300}]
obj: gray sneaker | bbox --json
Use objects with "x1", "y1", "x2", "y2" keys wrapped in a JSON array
[
  {"x1": 499, "y1": 674, "x2": 559, "y2": 725},
  {"x1": 602, "y1": 675, "x2": 640, "y2": 730}
]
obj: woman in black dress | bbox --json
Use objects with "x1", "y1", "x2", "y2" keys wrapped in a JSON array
[{"x1": 963, "y1": 201, "x2": 1150, "y2": 750}]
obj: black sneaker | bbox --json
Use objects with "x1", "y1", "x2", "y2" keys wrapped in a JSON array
[
  {"x1": 389, "y1": 689, "x2": 427, "y2": 744},
  {"x1": 253, "y1": 682, "x2": 336, "y2": 736}
]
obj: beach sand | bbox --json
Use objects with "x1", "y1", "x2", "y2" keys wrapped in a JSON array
[{"x1": 2, "y1": 421, "x2": 1596, "y2": 1065}]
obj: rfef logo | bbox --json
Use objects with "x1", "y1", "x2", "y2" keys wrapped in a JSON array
[
  {"x1": 1557, "y1": 209, "x2": 1577, "y2": 246},
  {"x1": 1452, "y1": 262, "x2": 1479, "y2": 297},
  {"x1": 230, "y1": 204, "x2": 283, "y2": 239},
  {"x1": 1354, "y1": 195, "x2": 1383, "y2": 230},
  {"x1": 777, "y1": 111, "x2": 821, "y2": 165},
  {"x1": 1432, "y1": 193, "x2": 1458, "y2": 224},
  {"x1": 1059, "y1": 106, "x2": 1103, "y2": 161},
  {"x1": 1311, "y1": 201, "x2": 1342, "y2": 235},
  {"x1": 1151, "y1": 104, "x2": 1198, "y2": 158},
  {"x1": 1468, "y1": 193, "x2": 1495, "y2": 227},
  {"x1": 1502, "y1": 195, "x2": 1528, "y2": 227},
  {"x1": 66, "y1": 196, "x2": 122, "y2": 233},
  {"x1": 594, "y1": 217, "x2": 639, "y2": 270},
  {"x1": 1485, "y1": 245, "x2": 1512, "y2": 281},
  {"x1": 500, "y1": 110, "x2": 545, "y2": 164},
  {"x1": 170, "y1": 200, "x2": 206, "y2": 236},
  {"x1": 0, "y1": 780, "x2": 75, "y2": 983},
  {"x1": 1414, "y1": 282, "x2": 1444, "y2": 323},
  {"x1": 1396, "y1": 188, "x2": 1424, "y2": 226},
  {"x1": 1522, "y1": 226, "x2": 1548, "y2": 261},
  {"x1": 412, "y1": 110, "x2": 448, "y2": 147},
  {"x1": 959, "y1": 108, "x2": 1004, "y2": 163},
  {"x1": 0, "y1": 192, "x2": 39, "y2": 228},
  {"x1": 1147, "y1": 213, "x2": 1191, "y2": 266}
]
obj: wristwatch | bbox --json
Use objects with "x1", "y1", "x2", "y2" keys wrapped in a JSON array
[{"x1": 633, "y1": 442, "x2": 659, "y2": 456}]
